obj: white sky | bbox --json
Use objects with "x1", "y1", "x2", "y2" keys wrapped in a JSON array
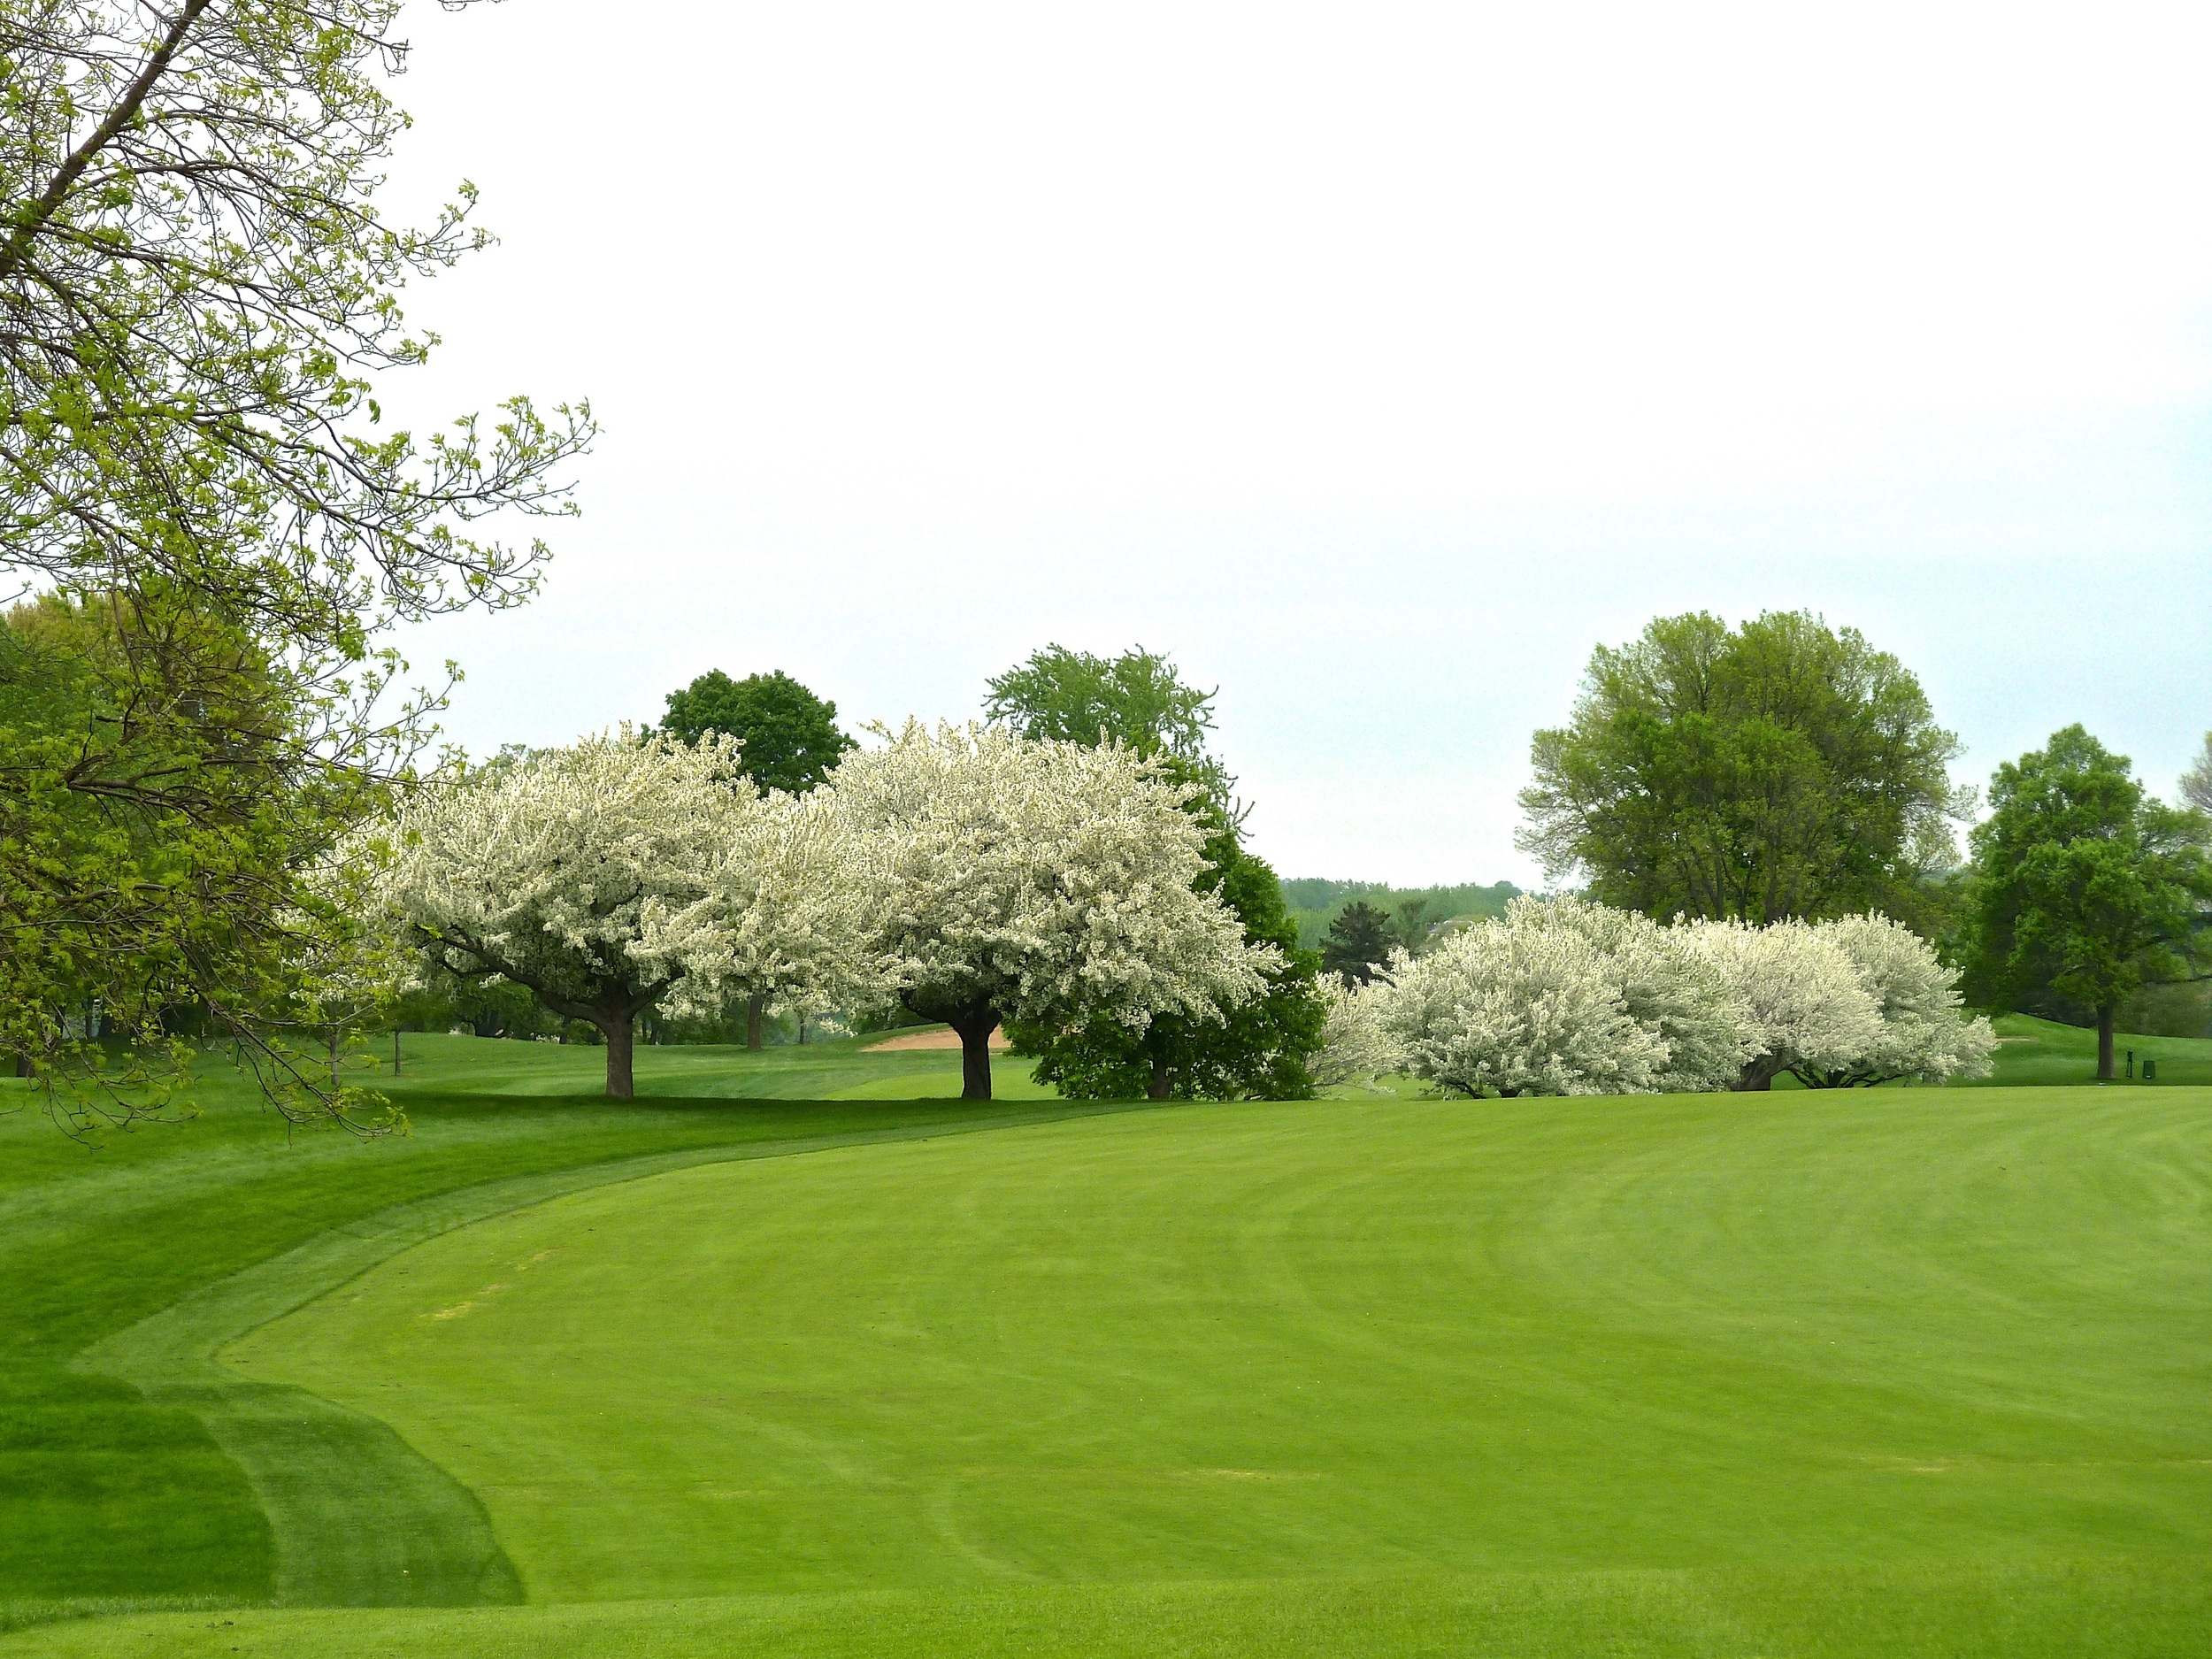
[{"x1": 381, "y1": 1, "x2": 2212, "y2": 885}]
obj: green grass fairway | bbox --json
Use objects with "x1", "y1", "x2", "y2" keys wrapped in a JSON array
[
  {"x1": 182, "y1": 1087, "x2": 2212, "y2": 1654},
  {"x1": 6, "y1": 1032, "x2": 2212, "y2": 1656}
]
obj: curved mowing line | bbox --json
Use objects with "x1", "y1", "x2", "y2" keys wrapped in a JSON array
[{"x1": 71, "y1": 1100, "x2": 1156, "y2": 1609}]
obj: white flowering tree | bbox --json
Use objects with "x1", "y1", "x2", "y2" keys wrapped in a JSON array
[
  {"x1": 639, "y1": 788, "x2": 877, "y2": 1040},
  {"x1": 1797, "y1": 913, "x2": 1997, "y2": 1087},
  {"x1": 1680, "y1": 918, "x2": 1885, "y2": 1091},
  {"x1": 375, "y1": 730, "x2": 845, "y2": 1097},
  {"x1": 824, "y1": 721, "x2": 1273, "y2": 1099},
  {"x1": 1343, "y1": 895, "x2": 1748, "y2": 1097}
]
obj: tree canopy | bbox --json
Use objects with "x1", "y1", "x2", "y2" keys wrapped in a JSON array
[
  {"x1": 826, "y1": 721, "x2": 1271, "y2": 1101},
  {"x1": 1517, "y1": 611, "x2": 1964, "y2": 926},
  {"x1": 659, "y1": 670, "x2": 853, "y2": 795},
  {"x1": 0, "y1": 2, "x2": 588, "y2": 1125},
  {"x1": 373, "y1": 732, "x2": 856, "y2": 1098},
  {"x1": 1961, "y1": 726, "x2": 2212, "y2": 1079},
  {"x1": 2182, "y1": 733, "x2": 2212, "y2": 815},
  {"x1": 984, "y1": 644, "x2": 1231, "y2": 810}
]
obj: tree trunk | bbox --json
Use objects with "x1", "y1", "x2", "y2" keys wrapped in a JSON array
[
  {"x1": 1733, "y1": 1056, "x2": 1779, "y2": 1092},
  {"x1": 1148, "y1": 1054, "x2": 1172, "y2": 1101},
  {"x1": 946, "y1": 1002, "x2": 1000, "y2": 1101},
  {"x1": 14, "y1": 1052, "x2": 30, "y2": 1079},
  {"x1": 747, "y1": 992, "x2": 765, "y2": 1050},
  {"x1": 2097, "y1": 1002, "x2": 2116, "y2": 1080},
  {"x1": 604, "y1": 1014, "x2": 635, "y2": 1099},
  {"x1": 328, "y1": 1026, "x2": 340, "y2": 1091}
]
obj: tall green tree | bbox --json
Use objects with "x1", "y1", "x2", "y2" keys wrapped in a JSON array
[
  {"x1": 990, "y1": 646, "x2": 1325, "y2": 1099},
  {"x1": 0, "y1": 2, "x2": 589, "y2": 1126},
  {"x1": 1518, "y1": 611, "x2": 1965, "y2": 925},
  {"x1": 1962, "y1": 726, "x2": 2212, "y2": 1079},
  {"x1": 985, "y1": 644, "x2": 1233, "y2": 810},
  {"x1": 1321, "y1": 901, "x2": 1399, "y2": 983},
  {"x1": 659, "y1": 670, "x2": 853, "y2": 797}
]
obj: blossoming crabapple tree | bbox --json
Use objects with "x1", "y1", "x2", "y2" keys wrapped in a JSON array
[
  {"x1": 1680, "y1": 918, "x2": 1885, "y2": 1091},
  {"x1": 1339, "y1": 895, "x2": 1749, "y2": 1097},
  {"x1": 824, "y1": 722, "x2": 1274, "y2": 1100},
  {"x1": 1509, "y1": 896, "x2": 1752, "y2": 1092},
  {"x1": 375, "y1": 730, "x2": 844, "y2": 1097},
  {"x1": 637, "y1": 787, "x2": 876, "y2": 1041},
  {"x1": 1795, "y1": 913, "x2": 1997, "y2": 1087}
]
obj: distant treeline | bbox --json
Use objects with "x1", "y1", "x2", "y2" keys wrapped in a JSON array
[{"x1": 1281, "y1": 879, "x2": 1522, "y2": 953}]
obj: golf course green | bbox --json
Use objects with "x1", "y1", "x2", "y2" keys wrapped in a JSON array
[{"x1": 3, "y1": 1027, "x2": 2209, "y2": 1655}]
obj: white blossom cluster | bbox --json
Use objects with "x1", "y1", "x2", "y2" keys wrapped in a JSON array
[
  {"x1": 374, "y1": 729, "x2": 760, "y2": 1022},
  {"x1": 822, "y1": 721, "x2": 1272, "y2": 1033},
  {"x1": 1325, "y1": 898, "x2": 1994, "y2": 1097},
  {"x1": 366, "y1": 720, "x2": 1273, "y2": 1058}
]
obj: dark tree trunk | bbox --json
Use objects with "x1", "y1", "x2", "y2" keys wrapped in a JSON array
[
  {"x1": 945, "y1": 1002, "x2": 1000, "y2": 1101},
  {"x1": 604, "y1": 1014, "x2": 635, "y2": 1099},
  {"x1": 2097, "y1": 1002, "x2": 2116, "y2": 1081},
  {"x1": 14, "y1": 1051, "x2": 30, "y2": 1079},
  {"x1": 747, "y1": 992, "x2": 765, "y2": 1050},
  {"x1": 327, "y1": 1026, "x2": 340, "y2": 1090},
  {"x1": 1148, "y1": 1054, "x2": 1172, "y2": 1100},
  {"x1": 1733, "y1": 1056, "x2": 1779, "y2": 1092}
]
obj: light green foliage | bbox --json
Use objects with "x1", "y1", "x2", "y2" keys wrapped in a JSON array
[
  {"x1": 0, "y1": 592, "x2": 389, "y2": 1131},
  {"x1": 984, "y1": 643, "x2": 1231, "y2": 808},
  {"x1": 1962, "y1": 726, "x2": 2212, "y2": 1078},
  {"x1": 1518, "y1": 611, "x2": 1964, "y2": 926},
  {"x1": 657, "y1": 669, "x2": 853, "y2": 795},
  {"x1": 0, "y1": 0, "x2": 590, "y2": 663},
  {"x1": 2181, "y1": 731, "x2": 2212, "y2": 814}
]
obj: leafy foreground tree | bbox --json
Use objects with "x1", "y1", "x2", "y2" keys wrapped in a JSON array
[
  {"x1": 0, "y1": 590, "x2": 391, "y2": 1129},
  {"x1": 826, "y1": 722, "x2": 1274, "y2": 1101},
  {"x1": 659, "y1": 669, "x2": 854, "y2": 795},
  {"x1": 987, "y1": 644, "x2": 1327, "y2": 1100},
  {"x1": 1321, "y1": 900, "x2": 1400, "y2": 983},
  {"x1": 1518, "y1": 611, "x2": 1965, "y2": 926},
  {"x1": 373, "y1": 732, "x2": 858, "y2": 1097},
  {"x1": 1962, "y1": 726, "x2": 2212, "y2": 1080},
  {"x1": 0, "y1": 1, "x2": 588, "y2": 1124}
]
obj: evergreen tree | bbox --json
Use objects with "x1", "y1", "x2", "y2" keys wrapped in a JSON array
[{"x1": 1322, "y1": 901, "x2": 1400, "y2": 984}]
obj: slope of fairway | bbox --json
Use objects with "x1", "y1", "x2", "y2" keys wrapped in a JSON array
[{"x1": 219, "y1": 1088, "x2": 2212, "y2": 1640}]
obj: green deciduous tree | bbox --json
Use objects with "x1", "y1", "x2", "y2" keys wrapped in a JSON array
[
  {"x1": 0, "y1": 589, "x2": 388, "y2": 1131},
  {"x1": 2182, "y1": 733, "x2": 2212, "y2": 814},
  {"x1": 1962, "y1": 726, "x2": 2212, "y2": 1080},
  {"x1": 658, "y1": 670, "x2": 854, "y2": 796},
  {"x1": 985, "y1": 643, "x2": 1232, "y2": 810},
  {"x1": 1517, "y1": 611, "x2": 1965, "y2": 926}
]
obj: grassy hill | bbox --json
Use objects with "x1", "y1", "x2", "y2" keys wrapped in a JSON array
[{"x1": 2, "y1": 1033, "x2": 2208, "y2": 1655}]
